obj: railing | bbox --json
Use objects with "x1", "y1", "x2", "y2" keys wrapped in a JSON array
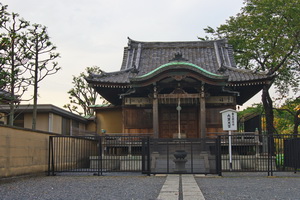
[
  {"x1": 218, "y1": 134, "x2": 300, "y2": 176},
  {"x1": 104, "y1": 133, "x2": 154, "y2": 137},
  {"x1": 48, "y1": 135, "x2": 150, "y2": 176},
  {"x1": 48, "y1": 134, "x2": 300, "y2": 176}
]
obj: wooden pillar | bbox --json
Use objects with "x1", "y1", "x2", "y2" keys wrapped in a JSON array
[
  {"x1": 200, "y1": 84, "x2": 206, "y2": 138},
  {"x1": 153, "y1": 86, "x2": 159, "y2": 138}
]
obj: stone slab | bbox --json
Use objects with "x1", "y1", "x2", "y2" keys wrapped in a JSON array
[
  {"x1": 157, "y1": 175, "x2": 179, "y2": 200},
  {"x1": 182, "y1": 175, "x2": 205, "y2": 200}
]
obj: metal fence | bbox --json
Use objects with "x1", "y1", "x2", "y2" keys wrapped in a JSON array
[
  {"x1": 48, "y1": 134, "x2": 300, "y2": 176},
  {"x1": 48, "y1": 135, "x2": 149, "y2": 176},
  {"x1": 147, "y1": 138, "x2": 220, "y2": 175},
  {"x1": 218, "y1": 134, "x2": 300, "y2": 176}
]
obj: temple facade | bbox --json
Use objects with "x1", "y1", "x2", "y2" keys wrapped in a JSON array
[{"x1": 86, "y1": 38, "x2": 273, "y2": 138}]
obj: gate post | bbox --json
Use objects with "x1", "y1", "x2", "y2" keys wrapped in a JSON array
[
  {"x1": 266, "y1": 135, "x2": 274, "y2": 176},
  {"x1": 267, "y1": 135, "x2": 274, "y2": 176},
  {"x1": 142, "y1": 137, "x2": 146, "y2": 174},
  {"x1": 96, "y1": 136, "x2": 103, "y2": 176},
  {"x1": 147, "y1": 136, "x2": 151, "y2": 176},
  {"x1": 47, "y1": 136, "x2": 55, "y2": 176},
  {"x1": 216, "y1": 136, "x2": 222, "y2": 176},
  {"x1": 142, "y1": 136, "x2": 151, "y2": 176},
  {"x1": 47, "y1": 136, "x2": 51, "y2": 176}
]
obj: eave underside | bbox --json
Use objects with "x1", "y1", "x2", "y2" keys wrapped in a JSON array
[{"x1": 93, "y1": 78, "x2": 268, "y2": 106}]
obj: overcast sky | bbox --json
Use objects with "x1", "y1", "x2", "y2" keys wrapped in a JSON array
[{"x1": 2, "y1": 0, "x2": 263, "y2": 110}]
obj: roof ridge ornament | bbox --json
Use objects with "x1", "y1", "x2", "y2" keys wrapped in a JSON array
[
  {"x1": 169, "y1": 52, "x2": 188, "y2": 62},
  {"x1": 130, "y1": 65, "x2": 139, "y2": 74},
  {"x1": 127, "y1": 37, "x2": 132, "y2": 50}
]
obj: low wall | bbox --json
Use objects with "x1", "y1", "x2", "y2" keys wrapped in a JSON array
[{"x1": 0, "y1": 125, "x2": 56, "y2": 178}]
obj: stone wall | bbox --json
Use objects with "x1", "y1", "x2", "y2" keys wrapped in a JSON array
[{"x1": 0, "y1": 125, "x2": 56, "y2": 178}]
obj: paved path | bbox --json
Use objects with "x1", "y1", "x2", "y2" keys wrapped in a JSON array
[{"x1": 157, "y1": 174, "x2": 205, "y2": 200}]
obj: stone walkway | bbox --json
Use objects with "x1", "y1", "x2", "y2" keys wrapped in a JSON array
[{"x1": 157, "y1": 174, "x2": 205, "y2": 200}]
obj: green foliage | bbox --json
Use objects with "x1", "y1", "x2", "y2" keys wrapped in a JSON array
[
  {"x1": 274, "y1": 96, "x2": 300, "y2": 134},
  {"x1": 25, "y1": 23, "x2": 61, "y2": 129},
  {"x1": 203, "y1": 0, "x2": 300, "y2": 96},
  {"x1": 26, "y1": 24, "x2": 60, "y2": 77},
  {"x1": 64, "y1": 66, "x2": 106, "y2": 116},
  {"x1": 0, "y1": 68, "x2": 8, "y2": 89},
  {"x1": 203, "y1": 0, "x2": 300, "y2": 136},
  {"x1": 238, "y1": 104, "x2": 264, "y2": 132},
  {"x1": 0, "y1": 8, "x2": 31, "y2": 95},
  {"x1": 240, "y1": 98, "x2": 300, "y2": 135},
  {"x1": 238, "y1": 103, "x2": 264, "y2": 118},
  {"x1": 0, "y1": 3, "x2": 60, "y2": 126},
  {"x1": 0, "y1": 3, "x2": 32, "y2": 125}
]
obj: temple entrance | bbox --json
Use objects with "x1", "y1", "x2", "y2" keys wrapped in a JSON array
[{"x1": 159, "y1": 105, "x2": 198, "y2": 138}]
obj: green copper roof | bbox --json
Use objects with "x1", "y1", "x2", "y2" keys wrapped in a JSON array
[{"x1": 137, "y1": 62, "x2": 225, "y2": 79}]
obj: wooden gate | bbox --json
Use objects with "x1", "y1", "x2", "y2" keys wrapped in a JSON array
[{"x1": 159, "y1": 106, "x2": 198, "y2": 138}]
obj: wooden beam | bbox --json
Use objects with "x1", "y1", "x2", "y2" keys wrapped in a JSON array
[
  {"x1": 158, "y1": 93, "x2": 200, "y2": 99},
  {"x1": 153, "y1": 86, "x2": 159, "y2": 138},
  {"x1": 200, "y1": 85, "x2": 206, "y2": 138}
]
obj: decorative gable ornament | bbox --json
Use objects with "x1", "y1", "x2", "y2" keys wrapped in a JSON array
[{"x1": 169, "y1": 52, "x2": 188, "y2": 62}]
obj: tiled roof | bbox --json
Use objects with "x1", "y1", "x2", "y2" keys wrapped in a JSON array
[
  {"x1": 0, "y1": 104, "x2": 88, "y2": 122},
  {"x1": 86, "y1": 38, "x2": 272, "y2": 86},
  {"x1": 87, "y1": 68, "x2": 133, "y2": 84}
]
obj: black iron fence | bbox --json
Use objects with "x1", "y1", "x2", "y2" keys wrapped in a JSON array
[
  {"x1": 48, "y1": 134, "x2": 300, "y2": 176},
  {"x1": 218, "y1": 134, "x2": 300, "y2": 176},
  {"x1": 147, "y1": 138, "x2": 220, "y2": 174},
  {"x1": 48, "y1": 135, "x2": 150, "y2": 176}
]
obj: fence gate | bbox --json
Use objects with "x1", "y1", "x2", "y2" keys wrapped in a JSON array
[
  {"x1": 48, "y1": 136, "x2": 150, "y2": 176},
  {"x1": 146, "y1": 138, "x2": 221, "y2": 175}
]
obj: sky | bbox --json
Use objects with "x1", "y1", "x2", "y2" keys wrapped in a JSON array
[{"x1": 1, "y1": 0, "x2": 264, "y2": 111}]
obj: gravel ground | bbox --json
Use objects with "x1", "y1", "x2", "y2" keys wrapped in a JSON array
[
  {"x1": 0, "y1": 173, "x2": 165, "y2": 200},
  {"x1": 196, "y1": 172, "x2": 300, "y2": 200},
  {"x1": 2, "y1": 172, "x2": 300, "y2": 200}
]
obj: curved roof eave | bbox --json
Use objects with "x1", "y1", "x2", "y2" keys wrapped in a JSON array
[{"x1": 131, "y1": 62, "x2": 228, "y2": 82}]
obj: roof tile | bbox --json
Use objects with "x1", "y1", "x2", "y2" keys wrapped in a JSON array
[{"x1": 86, "y1": 38, "x2": 272, "y2": 85}]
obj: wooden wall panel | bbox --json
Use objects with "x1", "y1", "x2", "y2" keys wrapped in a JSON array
[{"x1": 124, "y1": 108, "x2": 153, "y2": 129}]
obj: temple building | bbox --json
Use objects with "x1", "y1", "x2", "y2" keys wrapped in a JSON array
[{"x1": 86, "y1": 38, "x2": 273, "y2": 138}]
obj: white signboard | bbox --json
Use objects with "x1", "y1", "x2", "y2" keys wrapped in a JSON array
[
  {"x1": 220, "y1": 108, "x2": 238, "y2": 171},
  {"x1": 220, "y1": 109, "x2": 237, "y2": 131}
]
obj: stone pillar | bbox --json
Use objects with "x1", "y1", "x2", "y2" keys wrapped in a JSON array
[{"x1": 153, "y1": 86, "x2": 159, "y2": 138}]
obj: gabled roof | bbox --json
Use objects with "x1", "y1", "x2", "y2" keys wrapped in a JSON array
[
  {"x1": 87, "y1": 38, "x2": 272, "y2": 86},
  {"x1": 86, "y1": 38, "x2": 274, "y2": 105}
]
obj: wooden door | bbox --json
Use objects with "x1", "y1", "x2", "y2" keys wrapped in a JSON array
[{"x1": 159, "y1": 106, "x2": 198, "y2": 138}]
